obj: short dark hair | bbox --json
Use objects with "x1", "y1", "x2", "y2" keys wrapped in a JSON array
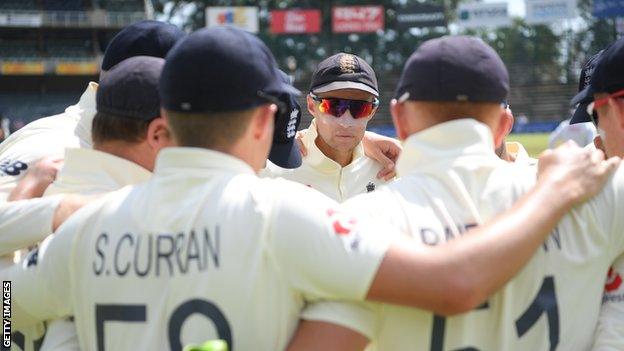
[
  {"x1": 165, "y1": 109, "x2": 254, "y2": 150},
  {"x1": 91, "y1": 112, "x2": 152, "y2": 145}
]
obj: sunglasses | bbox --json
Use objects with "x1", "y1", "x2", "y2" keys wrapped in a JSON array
[
  {"x1": 586, "y1": 89, "x2": 624, "y2": 125},
  {"x1": 311, "y1": 93, "x2": 379, "y2": 119}
]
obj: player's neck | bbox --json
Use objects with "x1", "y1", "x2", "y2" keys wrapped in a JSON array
[{"x1": 315, "y1": 136, "x2": 353, "y2": 167}]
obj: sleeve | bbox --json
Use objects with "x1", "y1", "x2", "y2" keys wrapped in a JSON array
[
  {"x1": 1, "y1": 211, "x2": 79, "y2": 330},
  {"x1": 301, "y1": 300, "x2": 380, "y2": 340},
  {"x1": 267, "y1": 181, "x2": 393, "y2": 301},
  {"x1": 592, "y1": 256, "x2": 624, "y2": 350},
  {"x1": 0, "y1": 195, "x2": 61, "y2": 255}
]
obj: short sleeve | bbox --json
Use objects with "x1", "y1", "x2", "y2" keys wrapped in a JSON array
[
  {"x1": 593, "y1": 255, "x2": 624, "y2": 350},
  {"x1": 267, "y1": 181, "x2": 392, "y2": 301},
  {"x1": 301, "y1": 300, "x2": 380, "y2": 340}
]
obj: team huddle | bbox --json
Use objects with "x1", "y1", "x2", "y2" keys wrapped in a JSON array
[{"x1": 2, "y1": 19, "x2": 624, "y2": 351}]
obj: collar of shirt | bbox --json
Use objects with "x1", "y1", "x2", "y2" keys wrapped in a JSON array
[
  {"x1": 302, "y1": 119, "x2": 366, "y2": 173},
  {"x1": 154, "y1": 147, "x2": 255, "y2": 177},
  {"x1": 65, "y1": 82, "x2": 98, "y2": 149},
  {"x1": 397, "y1": 118, "x2": 498, "y2": 175},
  {"x1": 49, "y1": 147, "x2": 151, "y2": 195}
]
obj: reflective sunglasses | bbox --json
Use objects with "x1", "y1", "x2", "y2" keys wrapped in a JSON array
[
  {"x1": 310, "y1": 93, "x2": 379, "y2": 119},
  {"x1": 586, "y1": 89, "x2": 624, "y2": 125}
]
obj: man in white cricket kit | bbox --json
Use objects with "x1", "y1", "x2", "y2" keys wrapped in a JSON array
[
  {"x1": 289, "y1": 36, "x2": 624, "y2": 351},
  {"x1": 2, "y1": 28, "x2": 615, "y2": 351},
  {"x1": 566, "y1": 38, "x2": 624, "y2": 348},
  {"x1": 269, "y1": 53, "x2": 389, "y2": 201}
]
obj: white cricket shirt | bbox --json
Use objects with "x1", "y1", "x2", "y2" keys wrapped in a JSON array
[
  {"x1": 305, "y1": 118, "x2": 624, "y2": 351},
  {"x1": 268, "y1": 120, "x2": 388, "y2": 202},
  {"x1": 0, "y1": 82, "x2": 97, "y2": 202},
  {"x1": 4, "y1": 147, "x2": 390, "y2": 350}
]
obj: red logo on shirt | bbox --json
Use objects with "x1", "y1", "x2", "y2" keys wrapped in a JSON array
[
  {"x1": 326, "y1": 209, "x2": 357, "y2": 236},
  {"x1": 605, "y1": 267, "x2": 623, "y2": 292}
]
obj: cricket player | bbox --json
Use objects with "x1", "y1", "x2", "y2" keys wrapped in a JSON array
[
  {"x1": 269, "y1": 53, "x2": 390, "y2": 201},
  {"x1": 2, "y1": 28, "x2": 614, "y2": 351},
  {"x1": 289, "y1": 36, "x2": 624, "y2": 351},
  {"x1": 570, "y1": 38, "x2": 624, "y2": 349},
  {"x1": 4, "y1": 56, "x2": 171, "y2": 351}
]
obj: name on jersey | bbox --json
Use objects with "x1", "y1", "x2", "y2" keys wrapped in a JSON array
[
  {"x1": 417, "y1": 223, "x2": 562, "y2": 253},
  {"x1": 92, "y1": 227, "x2": 220, "y2": 278}
]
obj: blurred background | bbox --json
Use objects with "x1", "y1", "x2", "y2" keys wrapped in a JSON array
[{"x1": 0, "y1": 0, "x2": 621, "y2": 155}]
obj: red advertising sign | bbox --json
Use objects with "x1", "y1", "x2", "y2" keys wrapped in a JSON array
[
  {"x1": 332, "y1": 6, "x2": 384, "y2": 33},
  {"x1": 271, "y1": 9, "x2": 321, "y2": 34}
]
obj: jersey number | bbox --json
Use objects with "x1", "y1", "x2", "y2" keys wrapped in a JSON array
[
  {"x1": 430, "y1": 276, "x2": 559, "y2": 351},
  {"x1": 95, "y1": 299, "x2": 232, "y2": 351}
]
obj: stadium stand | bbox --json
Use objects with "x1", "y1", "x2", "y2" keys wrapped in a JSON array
[{"x1": 0, "y1": 1, "x2": 149, "y2": 127}]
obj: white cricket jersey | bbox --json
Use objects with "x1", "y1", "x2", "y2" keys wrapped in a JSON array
[
  {"x1": 6, "y1": 147, "x2": 151, "y2": 351},
  {"x1": 267, "y1": 120, "x2": 388, "y2": 202},
  {"x1": 0, "y1": 82, "x2": 97, "y2": 202},
  {"x1": 549, "y1": 119, "x2": 597, "y2": 149},
  {"x1": 305, "y1": 119, "x2": 624, "y2": 351},
  {"x1": 4, "y1": 147, "x2": 391, "y2": 351},
  {"x1": 44, "y1": 147, "x2": 151, "y2": 197}
]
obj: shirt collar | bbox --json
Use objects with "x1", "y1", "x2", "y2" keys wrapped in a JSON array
[
  {"x1": 154, "y1": 147, "x2": 255, "y2": 176},
  {"x1": 397, "y1": 119, "x2": 498, "y2": 175},
  {"x1": 302, "y1": 119, "x2": 365, "y2": 172},
  {"x1": 60, "y1": 147, "x2": 151, "y2": 190},
  {"x1": 66, "y1": 82, "x2": 98, "y2": 149}
]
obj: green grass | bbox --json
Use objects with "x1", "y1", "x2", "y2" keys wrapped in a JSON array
[{"x1": 507, "y1": 133, "x2": 550, "y2": 158}]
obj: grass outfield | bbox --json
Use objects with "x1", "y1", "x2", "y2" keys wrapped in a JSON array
[{"x1": 507, "y1": 133, "x2": 550, "y2": 158}]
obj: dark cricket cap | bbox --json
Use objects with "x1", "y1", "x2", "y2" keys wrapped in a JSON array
[
  {"x1": 160, "y1": 26, "x2": 299, "y2": 113},
  {"x1": 269, "y1": 70, "x2": 302, "y2": 169},
  {"x1": 310, "y1": 53, "x2": 379, "y2": 97},
  {"x1": 570, "y1": 50, "x2": 603, "y2": 124},
  {"x1": 101, "y1": 20, "x2": 186, "y2": 71},
  {"x1": 395, "y1": 36, "x2": 509, "y2": 103},
  {"x1": 572, "y1": 39, "x2": 624, "y2": 116},
  {"x1": 97, "y1": 56, "x2": 164, "y2": 120}
]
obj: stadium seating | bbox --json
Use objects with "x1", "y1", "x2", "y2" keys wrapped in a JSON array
[
  {"x1": 0, "y1": 0, "x2": 38, "y2": 10},
  {"x1": 46, "y1": 39, "x2": 94, "y2": 59},
  {"x1": 98, "y1": 0, "x2": 144, "y2": 12},
  {"x1": 0, "y1": 93, "x2": 82, "y2": 124},
  {"x1": 0, "y1": 40, "x2": 40, "y2": 60},
  {"x1": 43, "y1": 0, "x2": 86, "y2": 11}
]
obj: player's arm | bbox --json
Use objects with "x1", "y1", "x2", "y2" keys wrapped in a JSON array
[
  {"x1": 272, "y1": 145, "x2": 618, "y2": 318},
  {"x1": 368, "y1": 145, "x2": 619, "y2": 315},
  {"x1": 0, "y1": 194, "x2": 91, "y2": 255},
  {"x1": 0, "y1": 203, "x2": 88, "y2": 330},
  {"x1": 8, "y1": 156, "x2": 63, "y2": 201}
]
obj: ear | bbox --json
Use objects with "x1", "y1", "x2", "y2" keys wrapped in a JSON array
[
  {"x1": 493, "y1": 108, "x2": 511, "y2": 148},
  {"x1": 251, "y1": 104, "x2": 277, "y2": 141},
  {"x1": 390, "y1": 99, "x2": 408, "y2": 140},
  {"x1": 614, "y1": 99, "x2": 624, "y2": 130},
  {"x1": 307, "y1": 95, "x2": 316, "y2": 116},
  {"x1": 146, "y1": 117, "x2": 172, "y2": 152}
]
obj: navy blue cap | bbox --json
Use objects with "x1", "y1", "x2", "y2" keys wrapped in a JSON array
[
  {"x1": 269, "y1": 70, "x2": 302, "y2": 169},
  {"x1": 102, "y1": 20, "x2": 186, "y2": 71},
  {"x1": 396, "y1": 36, "x2": 509, "y2": 103},
  {"x1": 160, "y1": 26, "x2": 299, "y2": 113},
  {"x1": 97, "y1": 56, "x2": 164, "y2": 120},
  {"x1": 570, "y1": 51, "x2": 603, "y2": 124},
  {"x1": 310, "y1": 53, "x2": 379, "y2": 97},
  {"x1": 572, "y1": 40, "x2": 624, "y2": 110}
]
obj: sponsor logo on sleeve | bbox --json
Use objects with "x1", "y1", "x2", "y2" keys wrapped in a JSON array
[
  {"x1": 326, "y1": 209, "x2": 360, "y2": 250},
  {"x1": 606, "y1": 267, "x2": 622, "y2": 292}
]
